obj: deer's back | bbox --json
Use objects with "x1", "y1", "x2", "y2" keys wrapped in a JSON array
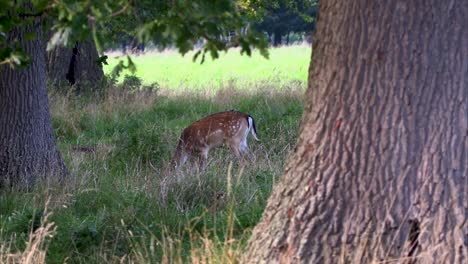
[{"x1": 180, "y1": 111, "x2": 249, "y2": 150}]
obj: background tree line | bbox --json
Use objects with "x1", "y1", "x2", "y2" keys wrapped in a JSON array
[{"x1": 102, "y1": 0, "x2": 318, "y2": 51}]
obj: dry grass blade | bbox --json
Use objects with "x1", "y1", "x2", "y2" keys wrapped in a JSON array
[{"x1": 0, "y1": 199, "x2": 57, "y2": 264}]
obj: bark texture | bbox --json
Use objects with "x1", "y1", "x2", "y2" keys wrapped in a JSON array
[
  {"x1": 47, "y1": 40, "x2": 104, "y2": 93},
  {"x1": 243, "y1": 0, "x2": 467, "y2": 263},
  {"x1": 0, "y1": 18, "x2": 67, "y2": 188}
]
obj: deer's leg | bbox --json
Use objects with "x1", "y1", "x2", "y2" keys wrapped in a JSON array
[
  {"x1": 168, "y1": 146, "x2": 188, "y2": 179},
  {"x1": 229, "y1": 140, "x2": 242, "y2": 162},
  {"x1": 240, "y1": 143, "x2": 254, "y2": 164},
  {"x1": 176, "y1": 152, "x2": 189, "y2": 169},
  {"x1": 194, "y1": 148, "x2": 209, "y2": 172},
  {"x1": 236, "y1": 128, "x2": 252, "y2": 161},
  {"x1": 240, "y1": 138, "x2": 249, "y2": 155},
  {"x1": 168, "y1": 150, "x2": 189, "y2": 181}
]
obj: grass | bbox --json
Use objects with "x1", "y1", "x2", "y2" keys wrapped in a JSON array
[
  {"x1": 0, "y1": 199, "x2": 56, "y2": 264},
  {"x1": 0, "y1": 46, "x2": 306, "y2": 263},
  {"x1": 104, "y1": 44, "x2": 311, "y2": 91}
]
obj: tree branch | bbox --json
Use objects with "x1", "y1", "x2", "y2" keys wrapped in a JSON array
[{"x1": 87, "y1": 0, "x2": 133, "y2": 22}]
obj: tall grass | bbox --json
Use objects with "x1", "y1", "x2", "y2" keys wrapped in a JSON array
[
  {"x1": 0, "y1": 200, "x2": 56, "y2": 264},
  {"x1": 0, "y1": 76, "x2": 304, "y2": 262}
]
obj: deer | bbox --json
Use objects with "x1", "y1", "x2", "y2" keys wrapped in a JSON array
[{"x1": 170, "y1": 110, "x2": 259, "y2": 172}]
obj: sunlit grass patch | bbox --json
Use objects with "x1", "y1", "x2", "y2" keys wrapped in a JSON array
[{"x1": 104, "y1": 45, "x2": 311, "y2": 91}]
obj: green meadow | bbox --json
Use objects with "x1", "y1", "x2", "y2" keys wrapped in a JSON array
[
  {"x1": 105, "y1": 44, "x2": 311, "y2": 91},
  {"x1": 1, "y1": 45, "x2": 308, "y2": 263}
]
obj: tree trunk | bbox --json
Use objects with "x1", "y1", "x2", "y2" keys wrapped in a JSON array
[
  {"x1": 273, "y1": 30, "x2": 282, "y2": 46},
  {"x1": 243, "y1": 1, "x2": 467, "y2": 263},
  {"x1": 0, "y1": 18, "x2": 67, "y2": 188},
  {"x1": 47, "y1": 39, "x2": 104, "y2": 93},
  {"x1": 46, "y1": 39, "x2": 70, "y2": 87}
]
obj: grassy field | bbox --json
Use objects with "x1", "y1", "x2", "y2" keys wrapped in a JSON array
[
  {"x1": 0, "y1": 45, "x2": 307, "y2": 263},
  {"x1": 104, "y1": 44, "x2": 311, "y2": 91}
]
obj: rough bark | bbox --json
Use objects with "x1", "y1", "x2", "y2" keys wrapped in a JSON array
[
  {"x1": 0, "y1": 18, "x2": 67, "y2": 188},
  {"x1": 47, "y1": 39, "x2": 104, "y2": 93},
  {"x1": 46, "y1": 38, "x2": 69, "y2": 88},
  {"x1": 243, "y1": 0, "x2": 467, "y2": 263},
  {"x1": 273, "y1": 30, "x2": 283, "y2": 46}
]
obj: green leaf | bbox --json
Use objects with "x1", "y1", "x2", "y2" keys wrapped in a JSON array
[
  {"x1": 47, "y1": 27, "x2": 72, "y2": 51},
  {"x1": 3, "y1": 0, "x2": 276, "y2": 67},
  {"x1": 0, "y1": 1, "x2": 13, "y2": 12},
  {"x1": 0, "y1": 48, "x2": 30, "y2": 68},
  {"x1": 96, "y1": 55, "x2": 109, "y2": 65},
  {"x1": 32, "y1": 0, "x2": 49, "y2": 12},
  {"x1": 11, "y1": 52, "x2": 30, "y2": 67},
  {"x1": 0, "y1": 47, "x2": 13, "y2": 61},
  {"x1": 126, "y1": 55, "x2": 136, "y2": 74},
  {"x1": 192, "y1": 50, "x2": 202, "y2": 62},
  {"x1": 200, "y1": 51, "x2": 206, "y2": 64},
  {"x1": 259, "y1": 47, "x2": 269, "y2": 59},
  {"x1": 209, "y1": 48, "x2": 219, "y2": 60},
  {"x1": 0, "y1": 16, "x2": 12, "y2": 32}
]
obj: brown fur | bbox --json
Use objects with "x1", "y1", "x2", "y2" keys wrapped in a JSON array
[{"x1": 171, "y1": 110, "x2": 259, "y2": 170}]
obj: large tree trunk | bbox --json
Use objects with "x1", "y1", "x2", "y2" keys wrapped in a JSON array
[
  {"x1": 47, "y1": 39, "x2": 104, "y2": 93},
  {"x1": 244, "y1": 1, "x2": 467, "y2": 263},
  {"x1": 0, "y1": 18, "x2": 67, "y2": 188}
]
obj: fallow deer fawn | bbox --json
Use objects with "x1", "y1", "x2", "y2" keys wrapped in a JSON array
[{"x1": 170, "y1": 110, "x2": 259, "y2": 171}]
